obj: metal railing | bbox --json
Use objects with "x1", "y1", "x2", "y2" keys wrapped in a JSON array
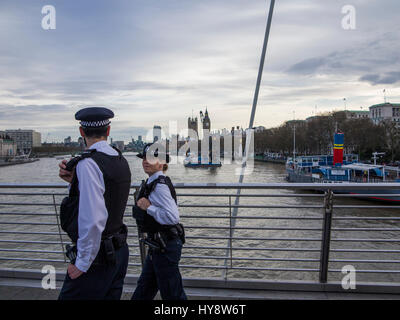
[{"x1": 0, "y1": 183, "x2": 400, "y2": 292}]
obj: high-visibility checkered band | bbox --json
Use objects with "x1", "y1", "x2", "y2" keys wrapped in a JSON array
[{"x1": 80, "y1": 119, "x2": 111, "y2": 127}]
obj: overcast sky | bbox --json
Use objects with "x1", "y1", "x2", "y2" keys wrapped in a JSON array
[{"x1": 0, "y1": 0, "x2": 399, "y2": 142}]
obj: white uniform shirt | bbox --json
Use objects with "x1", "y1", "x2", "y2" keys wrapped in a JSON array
[
  {"x1": 146, "y1": 171, "x2": 180, "y2": 225},
  {"x1": 74, "y1": 140, "x2": 118, "y2": 272}
]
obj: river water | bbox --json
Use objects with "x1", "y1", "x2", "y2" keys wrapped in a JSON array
[{"x1": 0, "y1": 153, "x2": 399, "y2": 283}]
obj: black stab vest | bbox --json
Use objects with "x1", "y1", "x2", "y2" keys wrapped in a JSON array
[
  {"x1": 136, "y1": 175, "x2": 177, "y2": 233},
  {"x1": 62, "y1": 147, "x2": 131, "y2": 241}
]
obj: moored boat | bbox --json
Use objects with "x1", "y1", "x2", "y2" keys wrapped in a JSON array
[
  {"x1": 184, "y1": 153, "x2": 222, "y2": 168},
  {"x1": 285, "y1": 133, "x2": 400, "y2": 202}
]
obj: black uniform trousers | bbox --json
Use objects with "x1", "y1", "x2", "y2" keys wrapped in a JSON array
[
  {"x1": 131, "y1": 237, "x2": 187, "y2": 300},
  {"x1": 58, "y1": 243, "x2": 129, "y2": 300}
]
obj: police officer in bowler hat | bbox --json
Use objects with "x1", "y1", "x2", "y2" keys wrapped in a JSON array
[
  {"x1": 58, "y1": 106, "x2": 131, "y2": 300},
  {"x1": 131, "y1": 143, "x2": 187, "y2": 300}
]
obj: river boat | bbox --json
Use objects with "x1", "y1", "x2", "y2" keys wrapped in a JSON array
[
  {"x1": 285, "y1": 133, "x2": 400, "y2": 202},
  {"x1": 184, "y1": 153, "x2": 222, "y2": 168}
]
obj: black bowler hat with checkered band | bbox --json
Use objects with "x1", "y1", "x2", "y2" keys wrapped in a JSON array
[
  {"x1": 137, "y1": 143, "x2": 170, "y2": 163},
  {"x1": 75, "y1": 107, "x2": 114, "y2": 128}
]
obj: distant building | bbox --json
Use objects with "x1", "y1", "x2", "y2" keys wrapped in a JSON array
[
  {"x1": 285, "y1": 120, "x2": 306, "y2": 126},
  {"x1": 62, "y1": 136, "x2": 84, "y2": 149},
  {"x1": 153, "y1": 125, "x2": 162, "y2": 142},
  {"x1": 200, "y1": 108, "x2": 211, "y2": 131},
  {"x1": 253, "y1": 126, "x2": 267, "y2": 133},
  {"x1": 5, "y1": 129, "x2": 41, "y2": 154},
  {"x1": 64, "y1": 136, "x2": 72, "y2": 145},
  {"x1": 305, "y1": 114, "x2": 333, "y2": 123},
  {"x1": 187, "y1": 108, "x2": 211, "y2": 139},
  {"x1": 112, "y1": 141, "x2": 125, "y2": 152},
  {"x1": 188, "y1": 116, "x2": 198, "y2": 137},
  {"x1": 345, "y1": 110, "x2": 370, "y2": 119},
  {"x1": 126, "y1": 136, "x2": 145, "y2": 152},
  {"x1": 220, "y1": 128, "x2": 231, "y2": 136},
  {"x1": 0, "y1": 131, "x2": 17, "y2": 158},
  {"x1": 230, "y1": 126, "x2": 244, "y2": 135},
  {"x1": 305, "y1": 115, "x2": 319, "y2": 122},
  {"x1": 369, "y1": 102, "x2": 400, "y2": 126}
]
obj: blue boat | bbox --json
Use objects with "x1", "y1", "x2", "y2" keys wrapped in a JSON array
[
  {"x1": 184, "y1": 154, "x2": 222, "y2": 168},
  {"x1": 286, "y1": 133, "x2": 400, "y2": 202}
]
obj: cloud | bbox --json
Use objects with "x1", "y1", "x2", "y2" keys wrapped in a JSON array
[
  {"x1": 0, "y1": 103, "x2": 149, "y2": 142},
  {"x1": 286, "y1": 31, "x2": 400, "y2": 77},
  {"x1": 287, "y1": 57, "x2": 327, "y2": 74},
  {"x1": 360, "y1": 72, "x2": 400, "y2": 85},
  {"x1": 1, "y1": 0, "x2": 400, "y2": 138}
]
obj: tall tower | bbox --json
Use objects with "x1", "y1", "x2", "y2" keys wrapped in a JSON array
[
  {"x1": 188, "y1": 116, "x2": 198, "y2": 137},
  {"x1": 203, "y1": 108, "x2": 211, "y2": 131},
  {"x1": 153, "y1": 125, "x2": 161, "y2": 142}
]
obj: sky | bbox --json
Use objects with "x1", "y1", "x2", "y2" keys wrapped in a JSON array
[{"x1": 0, "y1": 0, "x2": 399, "y2": 142}]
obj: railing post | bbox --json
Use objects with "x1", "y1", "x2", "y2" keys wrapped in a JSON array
[
  {"x1": 223, "y1": 196, "x2": 233, "y2": 281},
  {"x1": 319, "y1": 189, "x2": 333, "y2": 283},
  {"x1": 229, "y1": 195, "x2": 233, "y2": 272}
]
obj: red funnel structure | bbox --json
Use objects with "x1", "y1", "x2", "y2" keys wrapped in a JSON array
[{"x1": 333, "y1": 132, "x2": 344, "y2": 166}]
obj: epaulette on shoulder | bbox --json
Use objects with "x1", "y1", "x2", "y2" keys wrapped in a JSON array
[
  {"x1": 149, "y1": 175, "x2": 167, "y2": 193},
  {"x1": 65, "y1": 149, "x2": 96, "y2": 171},
  {"x1": 75, "y1": 149, "x2": 96, "y2": 164},
  {"x1": 81, "y1": 149, "x2": 97, "y2": 157},
  {"x1": 157, "y1": 175, "x2": 167, "y2": 184}
]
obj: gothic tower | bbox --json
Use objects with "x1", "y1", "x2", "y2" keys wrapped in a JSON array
[
  {"x1": 188, "y1": 116, "x2": 198, "y2": 137},
  {"x1": 202, "y1": 108, "x2": 211, "y2": 131}
]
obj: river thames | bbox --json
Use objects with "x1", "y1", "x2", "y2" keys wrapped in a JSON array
[{"x1": 0, "y1": 154, "x2": 399, "y2": 283}]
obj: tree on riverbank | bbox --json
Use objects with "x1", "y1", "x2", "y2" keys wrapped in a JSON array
[
  {"x1": 381, "y1": 119, "x2": 400, "y2": 163},
  {"x1": 254, "y1": 111, "x2": 394, "y2": 162}
]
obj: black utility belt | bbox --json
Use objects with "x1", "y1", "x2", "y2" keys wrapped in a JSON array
[
  {"x1": 65, "y1": 232, "x2": 127, "y2": 266},
  {"x1": 143, "y1": 223, "x2": 185, "y2": 253},
  {"x1": 103, "y1": 231, "x2": 127, "y2": 250},
  {"x1": 148, "y1": 230, "x2": 176, "y2": 242},
  {"x1": 149, "y1": 223, "x2": 184, "y2": 241}
]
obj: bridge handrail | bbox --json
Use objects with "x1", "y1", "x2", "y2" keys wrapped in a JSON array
[{"x1": 0, "y1": 183, "x2": 400, "y2": 292}]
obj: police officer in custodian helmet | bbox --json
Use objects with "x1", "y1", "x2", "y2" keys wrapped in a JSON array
[
  {"x1": 132, "y1": 143, "x2": 187, "y2": 300},
  {"x1": 58, "y1": 107, "x2": 131, "y2": 300}
]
